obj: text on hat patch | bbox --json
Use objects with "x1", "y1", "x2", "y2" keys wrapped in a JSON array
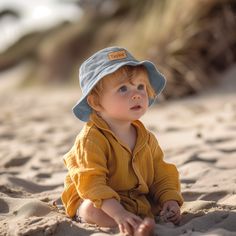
[{"x1": 108, "y1": 50, "x2": 127, "y2": 61}]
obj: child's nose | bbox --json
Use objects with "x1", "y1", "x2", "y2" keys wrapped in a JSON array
[{"x1": 132, "y1": 93, "x2": 141, "y2": 100}]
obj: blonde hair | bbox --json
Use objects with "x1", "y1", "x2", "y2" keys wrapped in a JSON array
[{"x1": 89, "y1": 65, "x2": 156, "y2": 101}]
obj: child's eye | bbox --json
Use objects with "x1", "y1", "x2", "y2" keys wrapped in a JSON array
[
  {"x1": 118, "y1": 85, "x2": 127, "y2": 92},
  {"x1": 137, "y1": 84, "x2": 145, "y2": 90}
]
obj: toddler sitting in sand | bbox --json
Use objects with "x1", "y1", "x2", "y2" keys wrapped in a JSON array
[{"x1": 61, "y1": 46, "x2": 183, "y2": 236}]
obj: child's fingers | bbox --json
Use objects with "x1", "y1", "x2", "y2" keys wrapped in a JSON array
[
  {"x1": 131, "y1": 214, "x2": 143, "y2": 228},
  {"x1": 119, "y1": 217, "x2": 141, "y2": 235},
  {"x1": 160, "y1": 210, "x2": 168, "y2": 222},
  {"x1": 168, "y1": 214, "x2": 181, "y2": 224},
  {"x1": 119, "y1": 222, "x2": 132, "y2": 235},
  {"x1": 169, "y1": 206, "x2": 180, "y2": 215},
  {"x1": 161, "y1": 203, "x2": 168, "y2": 213},
  {"x1": 160, "y1": 207, "x2": 180, "y2": 223},
  {"x1": 160, "y1": 207, "x2": 173, "y2": 217},
  {"x1": 126, "y1": 218, "x2": 139, "y2": 229},
  {"x1": 118, "y1": 223, "x2": 125, "y2": 234},
  {"x1": 133, "y1": 215, "x2": 143, "y2": 224},
  {"x1": 166, "y1": 210, "x2": 175, "y2": 218},
  {"x1": 123, "y1": 222, "x2": 134, "y2": 235},
  {"x1": 166, "y1": 210, "x2": 181, "y2": 224}
]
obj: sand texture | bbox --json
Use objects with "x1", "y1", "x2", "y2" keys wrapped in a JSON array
[{"x1": 0, "y1": 70, "x2": 236, "y2": 235}]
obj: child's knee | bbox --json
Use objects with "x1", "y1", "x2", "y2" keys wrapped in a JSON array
[
  {"x1": 77, "y1": 199, "x2": 117, "y2": 227},
  {"x1": 78, "y1": 199, "x2": 95, "y2": 219}
]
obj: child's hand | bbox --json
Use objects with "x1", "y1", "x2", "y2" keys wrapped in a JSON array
[
  {"x1": 113, "y1": 209, "x2": 142, "y2": 235},
  {"x1": 160, "y1": 200, "x2": 181, "y2": 224}
]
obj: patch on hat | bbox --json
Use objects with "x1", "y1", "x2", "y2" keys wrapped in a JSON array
[{"x1": 108, "y1": 50, "x2": 127, "y2": 61}]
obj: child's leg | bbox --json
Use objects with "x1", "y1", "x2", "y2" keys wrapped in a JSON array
[
  {"x1": 78, "y1": 199, "x2": 155, "y2": 236},
  {"x1": 78, "y1": 199, "x2": 117, "y2": 227}
]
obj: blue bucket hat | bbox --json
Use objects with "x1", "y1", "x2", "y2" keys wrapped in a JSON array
[{"x1": 73, "y1": 46, "x2": 166, "y2": 121}]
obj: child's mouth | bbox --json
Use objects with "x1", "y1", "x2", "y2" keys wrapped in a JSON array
[{"x1": 131, "y1": 105, "x2": 142, "y2": 110}]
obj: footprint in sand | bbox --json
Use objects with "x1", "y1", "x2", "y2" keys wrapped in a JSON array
[
  {"x1": 0, "y1": 198, "x2": 9, "y2": 214},
  {"x1": 199, "y1": 191, "x2": 229, "y2": 202},
  {"x1": 4, "y1": 155, "x2": 31, "y2": 168},
  {"x1": 13, "y1": 200, "x2": 52, "y2": 218},
  {"x1": 214, "y1": 139, "x2": 236, "y2": 153},
  {"x1": 7, "y1": 176, "x2": 61, "y2": 193},
  {"x1": 35, "y1": 173, "x2": 52, "y2": 178}
]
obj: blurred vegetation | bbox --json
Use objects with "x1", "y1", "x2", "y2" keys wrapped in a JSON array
[{"x1": 0, "y1": 0, "x2": 235, "y2": 98}]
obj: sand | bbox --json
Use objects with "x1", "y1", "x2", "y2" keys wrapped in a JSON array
[{"x1": 0, "y1": 67, "x2": 236, "y2": 236}]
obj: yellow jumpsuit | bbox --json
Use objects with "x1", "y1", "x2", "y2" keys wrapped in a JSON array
[{"x1": 61, "y1": 113, "x2": 183, "y2": 218}]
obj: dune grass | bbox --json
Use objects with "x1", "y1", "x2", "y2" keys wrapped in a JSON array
[
  {"x1": 1, "y1": 0, "x2": 235, "y2": 98},
  {"x1": 111, "y1": 0, "x2": 236, "y2": 98}
]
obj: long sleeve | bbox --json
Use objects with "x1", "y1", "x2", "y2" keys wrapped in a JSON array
[
  {"x1": 148, "y1": 133, "x2": 184, "y2": 206},
  {"x1": 64, "y1": 132, "x2": 120, "y2": 209}
]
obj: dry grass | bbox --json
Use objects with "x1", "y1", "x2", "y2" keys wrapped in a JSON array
[
  {"x1": 1, "y1": 0, "x2": 235, "y2": 98},
  {"x1": 112, "y1": 0, "x2": 236, "y2": 98}
]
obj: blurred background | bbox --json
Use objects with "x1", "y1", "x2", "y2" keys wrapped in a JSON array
[
  {"x1": 1, "y1": 2, "x2": 236, "y2": 235},
  {"x1": 0, "y1": 0, "x2": 235, "y2": 98}
]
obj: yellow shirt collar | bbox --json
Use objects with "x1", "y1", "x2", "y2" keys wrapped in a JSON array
[{"x1": 89, "y1": 112, "x2": 148, "y2": 154}]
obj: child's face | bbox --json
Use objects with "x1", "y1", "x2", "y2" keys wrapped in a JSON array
[{"x1": 98, "y1": 70, "x2": 149, "y2": 122}]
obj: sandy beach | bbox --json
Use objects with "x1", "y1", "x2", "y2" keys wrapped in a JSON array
[{"x1": 0, "y1": 67, "x2": 236, "y2": 236}]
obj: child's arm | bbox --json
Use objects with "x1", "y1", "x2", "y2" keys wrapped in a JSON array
[
  {"x1": 148, "y1": 133, "x2": 184, "y2": 207},
  {"x1": 102, "y1": 198, "x2": 142, "y2": 235},
  {"x1": 63, "y1": 135, "x2": 121, "y2": 217}
]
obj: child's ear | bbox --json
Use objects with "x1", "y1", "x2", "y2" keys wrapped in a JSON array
[{"x1": 87, "y1": 94, "x2": 102, "y2": 111}]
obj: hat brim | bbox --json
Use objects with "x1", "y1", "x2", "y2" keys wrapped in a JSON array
[{"x1": 73, "y1": 60, "x2": 166, "y2": 122}]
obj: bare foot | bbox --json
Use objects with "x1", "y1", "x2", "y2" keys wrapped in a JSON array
[{"x1": 134, "y1": 217, "x2": 155, "y2": 236}]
